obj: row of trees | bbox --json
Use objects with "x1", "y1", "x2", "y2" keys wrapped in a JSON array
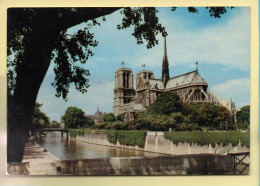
[
  {"x1": 31, "y1": 103, "x2": 62, "y2": 130},
  {"x1": 92, "y1": 92, "x2": 250, "y2": 131},
  {"x1": 63, "y1": 108, "x2": 125, "y2": 129},
  {"x1": 30, "y1": 104, "x2": 124, "y2": 130},
  {"x1": 32, "y1": 94, "x2": 250, "y2": 132},
  {"x1": 139, "y1": 92, "x2": 249, "y2": 131}
]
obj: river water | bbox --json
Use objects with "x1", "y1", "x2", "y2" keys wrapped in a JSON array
[{"x1": 38, "y1": 132, "x2": 163, "y2": 160}]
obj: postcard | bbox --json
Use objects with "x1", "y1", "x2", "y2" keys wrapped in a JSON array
[{"x1": 0, "y1": 1, "x2": 258, "y2": 186}]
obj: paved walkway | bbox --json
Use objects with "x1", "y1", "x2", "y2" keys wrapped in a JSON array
[
  {"x1": 8, "y1": 142, "x2": 60, "y2": 175},
  {"x1": 22, "y1": 142, "x2": 59, "y2": 164}
]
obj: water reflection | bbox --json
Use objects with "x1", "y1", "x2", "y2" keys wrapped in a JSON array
[{"x1": 38, "y1": 132, "x2": 162, "y2": 160}]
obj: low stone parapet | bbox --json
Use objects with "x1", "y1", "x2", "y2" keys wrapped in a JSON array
[{"x1": 7, "y1": 154, "x2": 234, "y2": 175}]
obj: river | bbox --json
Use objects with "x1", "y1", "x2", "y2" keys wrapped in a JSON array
[{"x1": 38, "y1": 132, "x2": 164, "y2": 160}]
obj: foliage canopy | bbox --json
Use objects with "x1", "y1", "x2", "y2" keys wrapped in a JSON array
[
  {"x1": 31, "y1": 102, "x2": 50, "y2": 130},
  {"x1": 148, "y1": 92, "x2": 182, "y2": 115},
  {"x1": 236, "y1": 105, "x2": 250, "y2": 129},
  {"x1": 104, "y1": 113, "x2": 116, "y2": 122},
  {"x1": 63, "y1": 106, "x2": 92, "y2": 128}
]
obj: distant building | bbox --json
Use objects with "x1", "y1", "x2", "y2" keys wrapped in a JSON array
[
  {"x1": 113, "y1": 37, "x2": 236, "y2": 121},
  {"x1": 86, "y1": 107, "x2": 104, "y2": 125},
  {"x1": 60, "y1": 115, "x2": 65, "y2": 129}
]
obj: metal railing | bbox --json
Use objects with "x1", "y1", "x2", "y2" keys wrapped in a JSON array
[{"x1": 228, "y1": 152, "x2": 250, "y2": 174}]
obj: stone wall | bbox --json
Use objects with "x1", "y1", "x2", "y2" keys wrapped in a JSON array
[
  {"x1": 74, "y1": 131, "x2": 249, "y2": 156},
  {"x1": 8, "y1": 154, "x2": 234, "y2": 176}
]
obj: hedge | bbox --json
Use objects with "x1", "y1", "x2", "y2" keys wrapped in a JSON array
[
  {"x1": 106, "y1": 130, "x2": 147, "y2": 148},
  {"x1": 164, "y1": 131, "x2": 249, "y2": 148},
  {"x1": 106, "y1": 130, "x2": 117, "y2": 144}
]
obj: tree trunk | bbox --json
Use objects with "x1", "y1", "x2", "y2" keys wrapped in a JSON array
[
  {"x1": 7, "y1": 53, "x2": 54, "y2": 162},
  {"x1": 7, "y1": 102, "x2": 32, "y2": 162},
  {"x1": 7, "y1": 50, "x2": 54, "y2": 162},
  {"x1": 7, "y1": 14, "x2": 59, "y2": 162}
]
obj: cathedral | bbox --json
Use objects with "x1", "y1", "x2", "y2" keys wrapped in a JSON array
[{"x1": 113, "y1": 37, "x2": 236, "y2": 121}]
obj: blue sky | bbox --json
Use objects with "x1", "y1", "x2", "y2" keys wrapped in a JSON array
[{"x1": 36, "y1": 7, "x2": 250, "y2": 122}]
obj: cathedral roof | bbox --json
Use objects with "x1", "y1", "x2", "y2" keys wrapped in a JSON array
[
  {"x1": 208, "y1": 91, "x2": 232, "y2": 110},
  {"x1": 115, "y1": 68, "x2": 132, "y2": 73},
  {"x1": 149, "y1": 79, "x2": 164, "y2": 89},
  {"x1": 165, "y1": 70, "x2": 208, "y2": 89},
  {"x1": 147, "y1": 70, "x2": 208, "y2": 90},
  {"x1": 137, "y1": 70, "x2": 153, "y2": 73},
  {"x1": 133, "y1": 103, "x2": 145, "y2": 111}
]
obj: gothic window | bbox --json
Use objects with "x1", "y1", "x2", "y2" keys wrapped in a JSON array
[
  {"x1": 123, "y1": 73, "x2": 125, "y2": 87},
  {"x1": 126, "y1": 73, "x2": 129, "y2": 88}
]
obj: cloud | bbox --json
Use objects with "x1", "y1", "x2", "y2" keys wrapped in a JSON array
[
  {"x1": 211, "y1": 78, "x2": 250, "y2": 108},
  {"x1": 81, "y1": 81, "x2": 114, "y2": 114},
  {"x1": 131, "y1": 8, "x2": 250, "y2": 72}
]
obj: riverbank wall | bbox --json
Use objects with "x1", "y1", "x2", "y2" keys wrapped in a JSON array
[
  {"x1": 7, "y1": 131, "x2": 249, "y2": 175},
  {"x1": 8, "y1": 153, "x2": 234, "y2": 175},
  {"x1": 74, "y1": 131, "x2": 249, "y2": 156}
]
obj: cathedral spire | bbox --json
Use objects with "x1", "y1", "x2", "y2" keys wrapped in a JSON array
[
  {"x1": 164, "y1": 36, "x2": 167, "y2": 60},
  {"x1": 162, "y1": 37, "x2": 169, "y2": 88}
]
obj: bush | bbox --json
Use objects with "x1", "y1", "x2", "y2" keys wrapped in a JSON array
[
  {"x1": 91, "y1": 120, "x2": 133, "y2": 130},
  {"x1": 91, "y1": 122, "x2": 106, "y2": 129},
  {"x1": 110, "y1": 121, "x2": 131, "y2": 130},
  {"x1": 134, "y1": 113, "x2": 177, "y2": 131},
  {"x1": 175, "y1": 123, "x2": 201, "y2": 131},
  {"x1": 116, "y1": 114, "x2": 124, "y2": 121},
  {"x1": 104, "y1": 113, "x2": 116, "y2": 122},
  {"x1": 170, "y1": 112, "x2": 185, "y2": 124},
  {"x1": 106, "y1": 130, "x2": 117, "y2": 144},
  {"x1": 69, "y1": 129, "x2": 84, "y2": 138},
  {"x1": 133, "y1": 112, "x2": 202, "y2": 131},
  {"x1": 84, "y1": 117, "x2": 95, "y2": 128}
]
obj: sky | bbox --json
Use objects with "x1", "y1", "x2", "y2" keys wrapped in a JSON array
[{"x1": 36, "y1": 7, "x2": 250, "y2": 122}]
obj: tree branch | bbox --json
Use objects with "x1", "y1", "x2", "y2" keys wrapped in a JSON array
[
  {"x1": 8, "y1": 7, "x2": 122, "y2": 33},
  {"x1": 58, "y1": 8, "x2": 122, "y2": 30}
]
